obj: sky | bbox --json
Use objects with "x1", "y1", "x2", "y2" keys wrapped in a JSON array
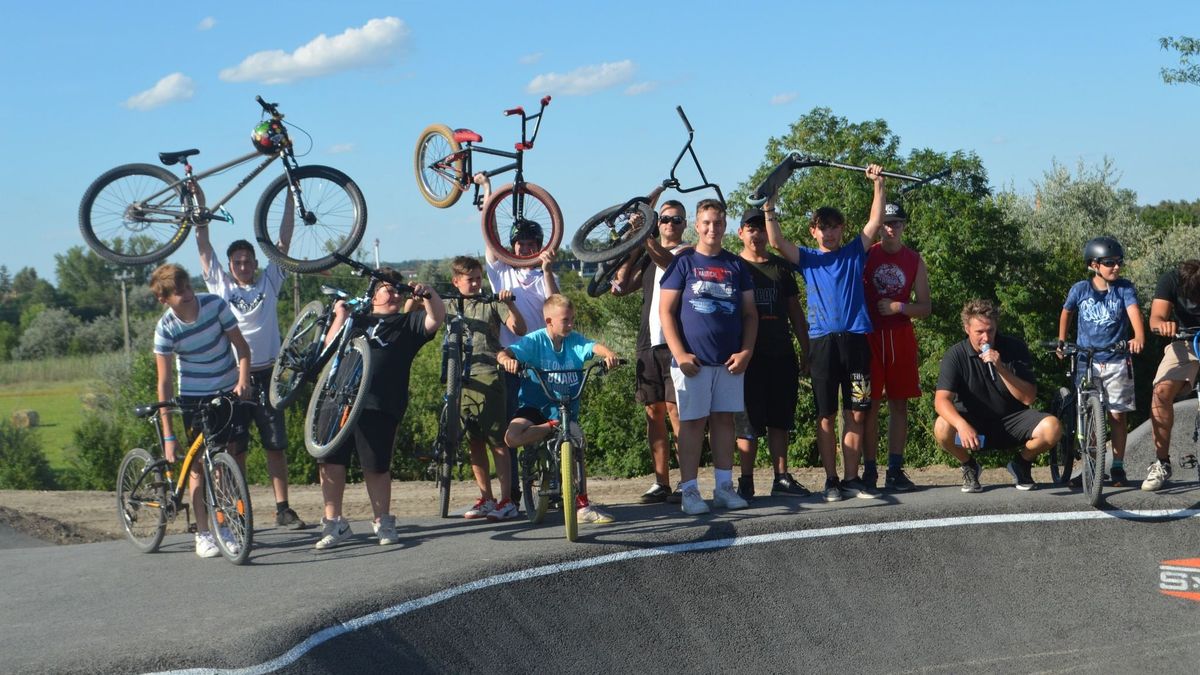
[{"x1": 4, "y1": 0, "x2": 1200, "y2": 283}]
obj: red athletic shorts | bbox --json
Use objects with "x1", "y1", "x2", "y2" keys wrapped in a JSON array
[{"x1": 868, "y1": 324, "x2": 921, "y2": 400}]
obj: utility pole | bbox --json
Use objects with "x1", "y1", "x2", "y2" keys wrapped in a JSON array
[
  {"x1": 119, "y1": 274, "x2": 131, "y2": 358},
  {"x1": 373, "y1": 238, "x2": 380, "y2": 269}
]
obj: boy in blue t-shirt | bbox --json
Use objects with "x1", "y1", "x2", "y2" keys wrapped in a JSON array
[
  {"x1": 659, "y1": 198, "x2": 758, "y2": 516},
  {"x1": 1056, "y1": 236, "x2": 1145, "y2": 486},
  {"x1": 762, "y1": 165, "x2": 886, "y2": 502},
  {"x1": 498, "y1": 294, "x2": 620, "y2": 524}
]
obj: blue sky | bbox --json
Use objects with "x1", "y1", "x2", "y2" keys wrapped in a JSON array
[{"x1": 4, "y1": 1, "x2": 1199, "y2": 283}]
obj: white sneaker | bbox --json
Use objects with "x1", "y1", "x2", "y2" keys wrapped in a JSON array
[
  {"x1": 373, "y1": 514, "x2": 398, "y2": 546},
  {"x1": 1142, "y1": 460, "x2": 1172, "y2": 492},
  {"x1": 713, "y1": 482, "x2": 749, "y2": 510},
  {"x1": 315, "y1": 517, "x2": 353, "y2": 550},
  {"x1": 464, "y1": 498, "x2": 495, "y2": 520},
  {"x1": 195, "y1": 532, "x2": 220, "y2": 558},
  {"x1": 680, "y1": 485, "x2": 710, "y2": 515},
  {"x1": 217, "y1": 526, "x2": 240, "y2": 555}
]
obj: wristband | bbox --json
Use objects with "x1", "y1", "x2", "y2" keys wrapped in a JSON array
[
  {"x1": 164, "y1": 436, "x2": 177, "y2": 442},
  {"x1": 899, "y1": 302, "x2": 906, "y2": 314}
]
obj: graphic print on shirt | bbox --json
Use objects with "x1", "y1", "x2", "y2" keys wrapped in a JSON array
[
  {"x1": 871, "y1": 263, "x2": 908, "y2": 298},
  {"x1": 687, "y1": 266, "x2": 737, "y2": 316},
  {"x1": 1078, "y1": 294, "x2": 1120, "y2": 329},
  {"x1": 228, "y1": 290, "x2": 266, "y2": 315}
]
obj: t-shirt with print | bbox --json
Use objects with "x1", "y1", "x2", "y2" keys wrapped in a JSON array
[
  {"x1": 660, "y1": 248, "x2": 754, "y2": 366},
  {"x1": 936, "y1": 333, "x2": 1035, "y2": 419},
  {"x1": 154, "y1": 294, "x2": 239, "y2": 397},
  {"x1": 1063, "y1": 278, "x2": 1138, "y2": 363},
  {"x1": 446, "y1": 297, "x2": 507, "y2": 377},
  {"x1": 486, "y1": 258, "x2": 557, "y2": 348},
  {"x1": 506, "y1": 329, "x2": 595, "y2": 420},
  {"x1": 864, "y1": 243, "x2": 920, "y2": 331},
  {"x1": 202, "y1": 261, "x2": 286, "y2": 369},
  {"x1": 741, "y1": 253, "x2": 798, "y2": 357},
  {"x1": 795, "y1": 237, "x2": 872, "y2": 338},
  {"x1": 1154, "y1": 269, "x2": 1200, "y2": 330},
  {"x1": 357, "y1": 310, "x2": 435, "y2": 417}
]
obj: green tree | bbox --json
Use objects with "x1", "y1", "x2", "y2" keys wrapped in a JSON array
[
  {"x1": 54, "y1": 246, "x2": 121, "y2": 319},
  {"x1": 0, "y1": 420, "x2": 55, "y2": 489},
  {"x1": 1160, "y1": 35, "x2": 1200, "y2": 85},
  {"x1": 13, "y1": 307, "x2": 82, "y2": 360}
]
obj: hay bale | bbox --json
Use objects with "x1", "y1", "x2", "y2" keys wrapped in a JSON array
[
  {"x1": 11, "y1": 410, "x2": 39, "y2": 428},
  {"x1": 80, "y1": 392, "x2": 102, "y2": 411}
]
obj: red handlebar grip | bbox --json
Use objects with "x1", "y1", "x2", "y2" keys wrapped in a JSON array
[
  {"x1": 541, "y1": 95, "x2": 552, "y2": 106},
  {"x1": 504, "y1": 106, "x2": 525, "y2": 116}
]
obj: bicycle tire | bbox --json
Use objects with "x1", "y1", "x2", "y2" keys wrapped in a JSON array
[
  {"x1": 116, "y1": 448, "x2": 168, "y2": 553},
  {"x1": 437, "y1": 331, "x2": 464, "y2": 518},
  {"x1": 571, "y1": 200, "x2": 656, "y2": 264},
  {"x1": 254, "y1": 165, "x2": 367, "y2": 274},
  {"x1": 436, "y1": 427, "x2": 453, "y2": 518},
  {"x1": 1051, "y1": 388, "x2": 1075, "y2": 485},
  {"x1": 561, "y1": 440, "x2": 577, "y2": 542},
  {"x1": 414, "y1": 124, "x2": 465, "y2": 208},
  {"x1": 521, "y1": 447, "x2": 550, "y2": 524},
  {"x1": 1081, "y1": 393, "x2": 1107, "y2": 507},
  {"x1": 269, "y1": 300, "x2": 325, "y2": 410},
  {"x1": 79, "y1": 163, "x2": 191, "y2": 266},
  {"x1": 481, "y1": 182, "x2": 564, "y2": 268},
  {"x1": 208, "y1": 452, "x2": 253, "y2": 565},
  {"x1": 304, "y1": 336, "x2": 373, "y2": 458}
]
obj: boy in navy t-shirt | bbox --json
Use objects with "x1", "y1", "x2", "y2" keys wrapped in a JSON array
[
  {"x1": 660, "y1": 198, "x2": 758, "y2": 516},
  {"x1": 1057, "y1": 236, "x2": 1144, "y2": 486}
]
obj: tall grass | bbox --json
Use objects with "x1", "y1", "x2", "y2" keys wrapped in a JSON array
[{"x1": 0, "y1": 352, "x2": 127, "y2": 385}]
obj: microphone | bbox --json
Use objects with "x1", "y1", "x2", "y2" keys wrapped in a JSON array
[{"x1": 981, "y1": 342, "x2": 996, "y2": 382}]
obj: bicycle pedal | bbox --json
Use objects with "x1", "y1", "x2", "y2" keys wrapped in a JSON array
[{"x1": 1181, "y1": 454, "x2": 1198, "y2": 469}]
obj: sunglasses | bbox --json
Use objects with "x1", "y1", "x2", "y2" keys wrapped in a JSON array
[
  {"x1": 1096, "y1": 257, "x2": 1123, "y2": 267},
  {"x1": 658, "y1": 215, "x2": 685, "y2": 225}
]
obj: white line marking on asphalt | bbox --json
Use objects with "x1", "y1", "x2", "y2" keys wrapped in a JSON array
[{"x1": 151, "y1": 508, "x2": 1200, "y2": 675}]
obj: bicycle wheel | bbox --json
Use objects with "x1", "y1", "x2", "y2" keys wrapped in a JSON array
[
  {"x1": 437, "y1": 335, "x2": 464, "y2": 518},
  {"x1": 560, "y1": 440, "x2": 578, "y2": 542},
  {"x1": 521, "y1": 447, "x2": 550, "y2": 524},
  {"x1": 116, "y1": 448, "x2": 168, "y2": 553},
  {"x1": 254, "y1": 165, "x2": 367, "y2": 274},
  {"x1": 1050, "y1": 388, "x2": 1075, "y2": 485},
  {"x1": 208, "y1": 452, "x2": 253, "y2": 565},
  {"x1": 414, "y1": 124, "x2": 465, "y2": 208},
  {"x1": 270, "y1": 300, "x2": 325, "y2": 410},
  {"x1": 79, "y1": 163, "x2": 191, "y2": 266},
  {"x1": 305, "y1": 336, "x2": 373, "y2": 458},
  {"x1": 571, "y1": 199, "x2": 656, "y2": 264},
  {"x1": 481, "y1": 182, "x2": 564, "y2": 268},
  {"x1": 1081, "y1": 394, "x2": 1107, "y2": 507}
]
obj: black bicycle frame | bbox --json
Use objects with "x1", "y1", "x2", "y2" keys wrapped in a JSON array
[
  {"x1": 448, "y1": 97, "x2": 552, "y2": 214},
  {"x1": 666, "y1": 106, "x2": 725, "y2": 205}
]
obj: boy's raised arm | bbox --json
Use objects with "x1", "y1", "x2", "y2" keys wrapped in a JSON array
[
  {"x1": 860, "y1": 164, "x2": 885, "y2": 249},
  {"x1": 762, "y1": 197, "x2": 800, "y2": 266}
]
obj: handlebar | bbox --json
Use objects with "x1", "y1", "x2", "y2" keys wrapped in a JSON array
[
  {"x1": 1041, "y1": 340, "x2": 1130, "y2": 356},
  {"x1": 255, "y1": 95, "x2": 282, "y2": 119},
  {"x1": 676, "y1": 105, "x2": 693, "y2": 134},
  {"x1": 748, "y1": 153, "x2": 926, "y2": 207},
  {"x1": 440, "y1": 289, "x2": 500, "y2": 303},
  {"x1": 504, "y1": 106, "x2": 524, "y2": 117},
  {"x1": 330, "y1": 253, "x2": 430, "y2": 298}
]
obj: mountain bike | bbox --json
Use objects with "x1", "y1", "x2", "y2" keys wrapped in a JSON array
[
  {"x1": 1043, "y1": 340, "x2": 1129, "y2": 507},
  {"x1": 115, "y1": 395, "x2": 254, "y2": 564},
  {"x1": 586, "y1": 248, "x2": 648, "y2": 298},
  {"x1": 571, "y1": 106, "x2": 722, "y2": 264},
  {"x1": 747, "y1": 153, "x2": 925, "y2": 207},
  {"x1": 516, "y1": 360, "x2": 624, "y2": 542},
  {"x1": 425, "y1": 288, "x2": 505, "y2": 518},
  {"x1": 414, "y1": 97, "x2": 563, "y2": 268},
  {"x1": 79, "y1": 96, "x2": 366, "y2": 273}
]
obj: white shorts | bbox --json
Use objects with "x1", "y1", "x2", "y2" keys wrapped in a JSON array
[
  {"x1": 670, "y1": 364, "x2": 745, "y2": 422},
  {"x1": 1076, "y1": 359, "x2": 1135, "y2": 414}
]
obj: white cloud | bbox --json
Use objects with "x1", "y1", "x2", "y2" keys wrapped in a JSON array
[
  {"x1": 770, "y1": 92, "x2": 797, "y2": 106},
  {"x1": 526, "y1": 60, "x2": 635, "y2": 96},
  {"x1": 518, "y1": 52, "x2": 543, "y2": 65},
  {"x1": 123, "y1": 73, "x2": 195, "y2": 110},
  {"x1": 328, "y1": 143, "x2": 355, "y2": 154},
  {"x1": 197, "y1": 16, "x2": 216, "y2": 31},
  {"x1": 624, "y1": 81, "x2": 657, "y2": 96},
  {"x1": 219, "y1": 17, "x2": 409, "y2": 85}
]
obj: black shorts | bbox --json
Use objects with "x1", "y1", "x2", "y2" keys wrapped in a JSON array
[
  {"x1": 809, "y1": 333, "x2": 872, "y2": 418},
  {"x1": 512, "y1": 405, "x2": 549, "y2": 426},
  {"x1": 744, "y1": 348, "x2": 798, "y2": 432},
  {"x1": 961, "y1": 407, "x2": 1051, "y2": 450},
  {"x1": 249, "y1": 369, "x2": 288, "y2": 450},
  {"x1": 179, "y1": 393, "x2": 249, "y2": 448},
  {"x1": 635, "y1": 345, "x2": 677, "y2": 406},
  {"x1": 318, "y1": 409, "x2": 398, "y2": 473}
]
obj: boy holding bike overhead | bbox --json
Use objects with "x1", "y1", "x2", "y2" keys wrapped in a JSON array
[
  {"x1": 1057, "y1": 237, "x2": 1144, "y2": 487},
  {"x1": 446, "y1": 256, "x2": 527, "y2": 521},
  {"x1": 150, "y1": 263, "x2": 251, "y2": 559},
  {"x1": 497, "y1": 294, "x2": 619, "y2": 524}
]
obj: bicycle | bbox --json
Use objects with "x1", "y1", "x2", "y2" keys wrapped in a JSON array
[
  {"x1": 571, "y1": 106, "x2": 722, "y2": 264},
  {"x1": 115, "y1": 395, "x2": 254, "y2": 564},
  {"x1": 414, "y1": 97, "x2": 563, "y2": 268},
  {"x1": 585, "y1": 248, "x2": 648, "y2": 298},
  {"x1": 79, "y1": 95, "x2": 366, "y2": 273},
  {"x1": 747, "y1": 153, "x2": 926, "y2": 207},
  {"x1": 426, "y1": 288, "x2": 504, "y2": 518},
  {"x1": 267, "y1": 252, "x2": 426, "y2": 458},
  {"x1": 515, "y1": 360, "x2": 623, "y2": 542},
  {"x1": 1043, "y1": 340, "x2": 1130, "y2": 507}
]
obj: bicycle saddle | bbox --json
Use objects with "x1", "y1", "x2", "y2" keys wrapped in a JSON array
[
  {"x1": 158, "y1": 149, "x2": 200, "y2": 166},
  {"x1": 453, "y1": 129, "x2": 482, "y2": 143}
]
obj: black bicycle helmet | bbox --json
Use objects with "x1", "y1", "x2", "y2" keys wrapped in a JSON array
[
  {"x1": 510, "y1": 218, "x2": 544, "y2": 246},
  {"x1": 1083, "y1": 236, "x2": 1124, "y2": 263}
]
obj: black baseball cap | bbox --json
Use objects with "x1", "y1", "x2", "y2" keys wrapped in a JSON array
[
  {"x1": 740, "y1": 208, "x2": 765, "y2": 228},
  {"x1": 882, "y1": 203, "x2": 907, "y2": 223}
]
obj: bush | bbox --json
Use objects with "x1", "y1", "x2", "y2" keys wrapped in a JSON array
[
  {"x1": 0, "y1": 419, "x2": 55, "y2": 489},
  {"x1": 13, "y1": 308, "x2": 82, "y2": 360},
  {"x1": 72, "y1": 314, "x2": 125, "y2": 355}
]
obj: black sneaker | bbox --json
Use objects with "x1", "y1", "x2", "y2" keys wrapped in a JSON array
[
  {"x1": 771, "y1": 473, "x2": 811, "y2": 497},
  {"x1": 841, "y1": 476, "x2": 882, "y2": 499},
  {"x1": 1110, "y1": 466, "x2": 1128, "y2": 487},
  {"x1": 885, "y1": 468, "x2": 916, "y2": 492},
  {"x1": 823, "y1": 477, "x2": 844, "y2": 503},
  {"x1": 861, "y1": 467, "x2": 879, "y2": 490},
  {"x1": 666, "y1": 488, "x2": 683, "y2": 504},
  {"x1": 737, "y1": 475, "x2": 756, "y2": 501},
  {"x1": 961, "y1": 459, "x2": 982, "y2": 493},
  {"x1": 639, "y1": 482, "x2": 671, "y2": 504},
  {"x1": 1007, "y1": 457, "x2": 1036, "y2": 491},
  {"x1": 276, "y1": 508, "x2": 307, "y2": 530}
]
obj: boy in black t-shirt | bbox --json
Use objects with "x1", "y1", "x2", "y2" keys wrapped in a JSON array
[{"x1": 1146, "y1": 260, "x2": 1200, "y2": 491}]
